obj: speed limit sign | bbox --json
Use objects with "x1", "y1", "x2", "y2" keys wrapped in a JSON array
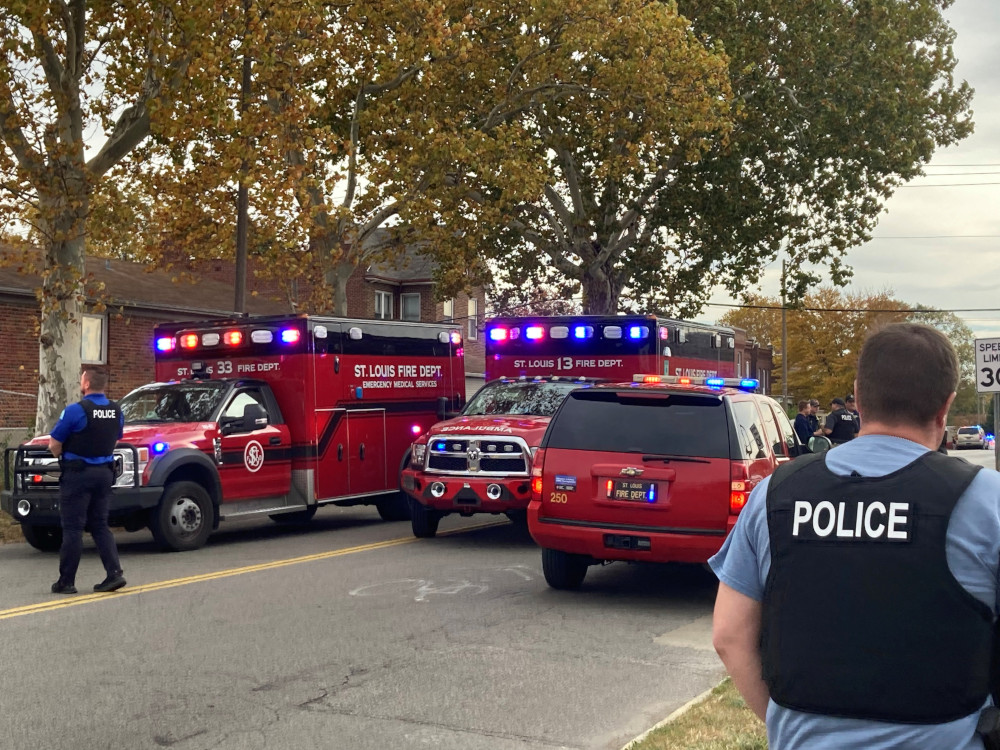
[{"x1": 975, "y1": 338, "x2": 1000, "y2": 393}]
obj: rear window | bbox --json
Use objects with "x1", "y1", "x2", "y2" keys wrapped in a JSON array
[
  {"x1": 544, "y1": 390, "x2": 729, "y2": 458},
  {"x1": 958, "y1": 427, "x2": 981, "y2": 435}
]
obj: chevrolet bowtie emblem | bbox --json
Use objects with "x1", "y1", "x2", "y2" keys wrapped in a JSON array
[{"x1": 620, "y1": 467, "x2": 644, "y2": 477}]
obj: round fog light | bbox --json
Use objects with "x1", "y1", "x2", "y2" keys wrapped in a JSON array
[
  {"x1": 486, "y1": 484, "x2": 502, "y2": 501},
  {"x1": 429, "y1": 482, "x2": 446, "y2": 498},
  {"x1": 16, "y1": 499, "x2": 31, "y2": 517}
]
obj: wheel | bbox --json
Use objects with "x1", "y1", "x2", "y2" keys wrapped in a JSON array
[
  {"x1": 21, "y1": 524, "x2": 62, "y2": 552},
  {"x1": 149, "y1": 481, "x2": 214, "y2": 551},
  {"x1": 541, "y1": 547, "x2": 589, "y2": 590},
  {"x1": 409, "y1": 498, "x2": 441, "y2": 538},
  {"x1": 269, "y1": 506, "x2": 318, "y2": 524},
  {"x1": 376, "y1": 493, "x2": 411, "y2": 521},
  {"x1": 505, "y1": 510, "x2": 529, "y2": 529}
]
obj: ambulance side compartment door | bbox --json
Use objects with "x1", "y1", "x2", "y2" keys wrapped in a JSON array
[{"x1": 217, "y1": 386, "x2": 292, "y2": 501}]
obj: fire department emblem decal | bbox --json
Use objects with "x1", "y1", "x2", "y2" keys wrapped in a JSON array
[{"x1": 244, "y1": 441, "x2": 265, "y2": 473}]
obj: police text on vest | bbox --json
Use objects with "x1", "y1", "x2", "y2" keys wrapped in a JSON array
[
  {"x1": 93, "y1": 409, "x2": 117, "y2": 419},
  {"x1": 791, "y1": 500, "x2": 911, "y2": 541}
]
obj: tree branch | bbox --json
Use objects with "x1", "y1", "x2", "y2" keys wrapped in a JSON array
[{"x1": 0, "y1": 85, "x2": 45, "y2": 179}]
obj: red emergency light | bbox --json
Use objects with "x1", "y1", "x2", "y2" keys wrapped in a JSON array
[
  {"x1": 179, "y1": 334, "x2": 199, "y2": 349},
  {"x1": 224, "y1": 330, "x2": 243, "y2": 346}
]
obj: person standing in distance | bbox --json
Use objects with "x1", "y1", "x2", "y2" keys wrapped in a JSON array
[
  {"x1": 709, "y1": 323, "x2": 1000, "y2": 749},
  {"x1": 823, "y1": 396, "x2": 857, "y2": 445},
  {"x1": 845, "y1": 393, "x2": 861, "y2": 435},
  {"x1": 48, "y1": 368, "x2": 127, "y2": 594}
]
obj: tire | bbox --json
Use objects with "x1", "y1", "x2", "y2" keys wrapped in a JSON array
[
  {"x1": 376, "y1": 493, "x2": 411, "y2": 521},
  {"x1": 505, "y1": 510, "x2": 529, "y2": 529},
  {"x1": 409, "y1": 498, "x2": 441, "y2": 538},
  {"x1": 21, "y1": 524, "x2": 62, "y2": 552},
  {"x1": 149, "y1": 481, "x2": 214, "y2": 552},
  {"x1": 269, "y1": 506, "x2": 318, "y2": 524},
  {"x1": 541, "y1": 547, "x2": 589, "y2": 590}
]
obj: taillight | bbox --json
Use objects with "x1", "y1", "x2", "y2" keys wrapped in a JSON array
[
  {"x1": 531, "y1": 449, "x2": 545, "y2": 500},
  {"x1": 730, "y1": 461, "x2": 751, "y2": 514}
]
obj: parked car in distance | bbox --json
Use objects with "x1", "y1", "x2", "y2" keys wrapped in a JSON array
[
  {"x1": 955, "y1": 425, "x2": 987, "y2": 450},
  {"x1": 527, "y1": 375, "x2": 804, "y2": 590}
]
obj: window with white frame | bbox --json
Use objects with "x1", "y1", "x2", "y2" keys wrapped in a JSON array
[
  {"x1": 81, "y1": 314, "x2": 107, "y2": 365},
  {"x1": 401, "y1": 293, "x2": 421, "y2": 321},
  {"x1": 467, "y1": 298, "x2": 478, "y2": 340},
  {"x1": 442, "y1": 298, "x2": 454, "y2": 322},
  {"x1": 374, "y1": 290, "x2": 393, "y2": 320}
]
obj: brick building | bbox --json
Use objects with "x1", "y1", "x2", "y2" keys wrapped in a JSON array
[{"x1": 0, "y1": 249, "x2": 486, "y2": 430}]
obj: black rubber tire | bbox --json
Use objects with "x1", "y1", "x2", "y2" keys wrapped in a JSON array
[
  {"x1": 21, "y1": 523, "x2": 62, "y2": 552},
  {"x1": 376, "y1": 493, "x2": 411, "y2": 522},
  {"x1": 541, "y1": 547, "x2": 589, "y2": 590},
  {"x1": 409, "y1": 498, "x2": 441, "y2": 538},
  {"x1": 149, "y1": 481, "x2": 214, "y2": 552},
  {"x1": 505, "y1": 510, "x2": 529, "y2": 529},
  {"x1": 269, "y1": 506, "x2": 318, "y2": 524}
]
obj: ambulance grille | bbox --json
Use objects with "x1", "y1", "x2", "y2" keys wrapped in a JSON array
[{"x1": 425, "y1": 435, "x2": 530, "y2": 476}]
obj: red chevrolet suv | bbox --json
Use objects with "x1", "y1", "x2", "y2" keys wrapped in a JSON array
[{"x1": 527, "y1": 376, "x2": 803, "y2": 589}]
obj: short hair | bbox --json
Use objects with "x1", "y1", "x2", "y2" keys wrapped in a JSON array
[
  {"x1": 809, "y1": 399, "x2": 819, "y2": 407},
  {"x1": 83, "y1": 368, "x2": 108, "y2": 392},
  {"x1": 856, "y1": 323, "x2": 957, "y2": 426},
  {"x1": 798, "y1": 399, "x2": 809, "y2": 411}
]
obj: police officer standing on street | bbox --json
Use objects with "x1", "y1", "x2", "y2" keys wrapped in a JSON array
[
  {"x1": 48, "y1": 368, "x2": 127, "y2": 595},
  {"x1": 823, "y1": 396, "x2": 857, "y2": 445},
  {"x1": 710, "y1": 323, "x2": 1000, "y2": 749}
]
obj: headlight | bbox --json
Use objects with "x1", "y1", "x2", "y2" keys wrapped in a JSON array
[
  {"x1": 411, "y1": 443, "x2": 426, "y2": 467},
  {"x1": 113, "y1": 447, "x2": 149, "y2": 488}
]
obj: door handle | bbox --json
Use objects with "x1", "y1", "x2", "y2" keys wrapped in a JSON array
[
  {"x1": 334, "y1": 356, "x2": 340, "y2": 374},
  {"x1": 269, "y1": 437, "x2": 281, "y2": 445},
  {"x1": 360, "y1": 443, "x2": 365, "y2": 460},
  {"x1": 337, "y1": 444, "x2": 343, "y2": 461}
]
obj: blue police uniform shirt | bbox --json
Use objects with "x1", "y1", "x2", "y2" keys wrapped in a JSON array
[
  {"x1": 709, "y1": 434, "x2": 1000, "y2": 750},
  {"x1": 50, "y1": 393, "x2": 125, "y2": 465}
]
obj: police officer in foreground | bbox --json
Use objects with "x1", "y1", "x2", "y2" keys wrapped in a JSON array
[
  {"x1": 823, "y1": 396, "x2": 858, "y2": 444},
  {"x1": 48, "y1": 368, "x2": 127, "y2": 595},
  {"x1": 710, "y1": 323, "x2": 1000, "y2": 750}
]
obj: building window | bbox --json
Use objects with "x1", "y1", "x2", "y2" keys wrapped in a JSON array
[
  {"x1": 442, "y1": 298, "x2": 454, "y2": 322},
  {"x1": 401, "y1": 293, "x2": 421, "y2": 321},
  {"x1": 82, "y1": 314, "x2": 106, "y2": 365},
  {"x1": 467, "y1": 298, "x2": 478, "y2": 340},
  {"x1": 374, "y1": 290, "x2": 393, "y2": 320}
]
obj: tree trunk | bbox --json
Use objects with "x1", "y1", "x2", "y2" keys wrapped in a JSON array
[
  {"x1": 325, "y1": 258, "x2": 354, "y2": 316},
  {"x1": 580, "y1": 263, "x2": 620, "y2": 314},
  {"x1": 35, "y1": 192, "x2": 88, "y2": 436}
]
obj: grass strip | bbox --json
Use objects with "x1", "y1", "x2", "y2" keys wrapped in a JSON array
[{"x1": 626, "y1": 678, "x2": 766, "y2": 750}]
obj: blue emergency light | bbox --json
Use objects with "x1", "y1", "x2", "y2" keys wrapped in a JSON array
[
  {"x1": 647, "y1": 484, "x2": 657, "y2": 502},
  {"x1": 280, "y1": 328, "x2": 301, "y2": 344},
  {"x1": 740, "y1": 379, "x2": 759, "y2": 390},
  {"x1": 489, "y1": 327, "x2": 508, "y2": 341},
  {"x1": 705, "y1": 377, "x2": 725, "y2": 389},
  {"x1": 155, "y1": 337, "x2": 175, "y2": 352},
  {"x1": 628, "y1": 326, "x2": 644, "y2": 339},
  {"x1": 152, "y1": 441, "x2": 169, "y2": 455}
]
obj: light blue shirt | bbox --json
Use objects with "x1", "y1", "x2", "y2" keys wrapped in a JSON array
[{"x1": 709, "y1": 435, "x2": 1000, "y2": 750}]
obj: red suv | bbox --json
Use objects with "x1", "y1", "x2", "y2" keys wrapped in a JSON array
[{"x1": 527, "y1": 376, "x2": 803, "y2": 589}]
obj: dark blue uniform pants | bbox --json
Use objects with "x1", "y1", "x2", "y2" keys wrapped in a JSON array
[{"x1": 58, "y1": 464, "x2": 122, "y2": 584}]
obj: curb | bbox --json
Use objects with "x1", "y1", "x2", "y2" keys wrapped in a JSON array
[{"x1": 619, "y1": 682, "x2": 722, "y2": 750}]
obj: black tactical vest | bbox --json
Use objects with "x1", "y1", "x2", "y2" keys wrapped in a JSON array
[
  {"x1": 827, "y1": 409, "x2": 857, "y2": 443},
  {"x1": 62, "y1": 398, "x2": 122, "y2": 459},
  {"x1": 761, "y1": 451, "x2": 992, "y2": 723}
]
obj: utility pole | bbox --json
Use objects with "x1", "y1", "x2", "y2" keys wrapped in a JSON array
[{"x1": 781, "y1": 259, "x2": 788, "y2": 410}]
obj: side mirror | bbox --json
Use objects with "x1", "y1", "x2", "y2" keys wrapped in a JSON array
[
  {"x1": 240, "y1": 403, "x2": 268, "y2": 432},
  {"x1": 808, "y1": 436, "x2": 832, "y2": 454},
  {"x1": 437, "y1": 396, "x2": 449, "y2": 421}
]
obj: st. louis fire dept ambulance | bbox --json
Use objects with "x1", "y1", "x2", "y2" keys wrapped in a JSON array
[
  {"x1": 401, "y1": 314, "x2": 738, "y2": 537},
  {"x1": 2, "y1": 314, "x2": 465, "y2": 552}
]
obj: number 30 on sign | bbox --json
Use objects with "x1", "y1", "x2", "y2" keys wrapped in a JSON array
[{"x1": 975, "y1": 338, "x2": 1000, "y2": 394}]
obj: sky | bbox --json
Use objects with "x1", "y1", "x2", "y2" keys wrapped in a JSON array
[{"x1": 696, "y1": 0, "x2": 1000, "y2": 340}]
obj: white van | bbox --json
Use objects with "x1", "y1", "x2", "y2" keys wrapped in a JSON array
[{"x1": 955, "y1": 425, "x2": 987, "y2": 450}]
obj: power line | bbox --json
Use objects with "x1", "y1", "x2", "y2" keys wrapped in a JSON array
[
  {"x1": 915, "y1": 171, "x2": 1000, "y2": 176},
  {"x1": 870, "y1": 235, "x2": 1000, "y2": 239},
  {"x1": 925, "y1": 163, "x2": 1000, "y2": 167},
  {"x1": 703, "y1": 301, "x2": 1000, "y2": 314},
  {"x1": 899, "y1": 182, "x2": 1000, "y2": 187}
]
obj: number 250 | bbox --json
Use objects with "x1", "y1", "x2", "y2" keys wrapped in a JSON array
[{"x1": 549, "y1": 492, "x2": 568, "y2": 503}]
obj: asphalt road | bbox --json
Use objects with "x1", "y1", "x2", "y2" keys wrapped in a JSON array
[{"x1": 0, "y1": 508, "x2": 723, "y2": 750}]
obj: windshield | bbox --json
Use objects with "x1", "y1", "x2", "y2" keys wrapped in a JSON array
[
  {"x1": 120, "y1": 381, "x2": 230, "y2": 423},
  {"x1": 463, "y1": 381, "x2": 583, "y2": 417},
  {"x1": 958, "y1": 427, "x2": 981, "y2": 435}
]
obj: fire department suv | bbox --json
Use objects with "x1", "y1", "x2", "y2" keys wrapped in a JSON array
[
  {"x1": 2, "y1": 314, "x2": 465, "y2": 552},
  {"x1": 400, "y1": 314, "x2": 738, "y2": 538}
]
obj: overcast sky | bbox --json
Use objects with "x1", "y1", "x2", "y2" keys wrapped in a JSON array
[{"x1": 697, "y1": 0, "x2": 1000, "y2": 340}]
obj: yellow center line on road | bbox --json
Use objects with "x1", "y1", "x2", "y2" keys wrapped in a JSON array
[{"x1": 0, "y1": 520, "x2": 507, "y2": 621}]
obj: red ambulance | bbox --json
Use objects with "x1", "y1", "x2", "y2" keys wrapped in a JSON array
[
  {"x1": 401, "y1": 315, "x2": 738, "y2": 538},
  {"x1": 2, "y1": 314, "x2": 465, "y2": 551}
]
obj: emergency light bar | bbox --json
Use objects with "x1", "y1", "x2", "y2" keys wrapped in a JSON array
[{"x1": 633, "y1": 374, "x2": 759, "y2": 391}]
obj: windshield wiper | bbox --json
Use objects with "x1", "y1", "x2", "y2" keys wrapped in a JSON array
[{"x1": 641, "y1": 453, "x2": 711, "y2": 464}]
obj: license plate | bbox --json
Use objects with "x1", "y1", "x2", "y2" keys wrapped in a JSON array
[{"x1": 609, "y1": 480, "x2": 657, "y2": 502}]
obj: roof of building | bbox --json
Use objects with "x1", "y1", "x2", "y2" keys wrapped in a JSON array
[
  {"x1": 362, "y1": 231, "x2": 437, "y2": 285},
  {"x1": 0, "y1": 250, "x2": 291, "y2": 316}
]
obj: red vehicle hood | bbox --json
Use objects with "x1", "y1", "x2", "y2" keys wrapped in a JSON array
[
  {"x1": 429, "y1": 414, "x2": 551, "y2": 444},
  {"x1": 25, "y1": 421, "x2": 211, "y2": 448}
]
